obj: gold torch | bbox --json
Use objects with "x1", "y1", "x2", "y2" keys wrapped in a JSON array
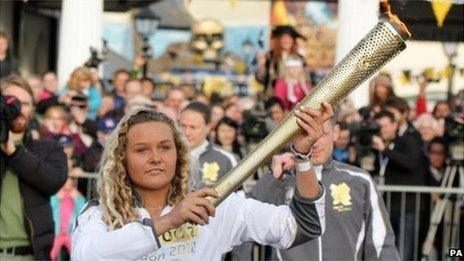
[{"x1": 211, "y1": 17, "x2": 411, "y2": 206}]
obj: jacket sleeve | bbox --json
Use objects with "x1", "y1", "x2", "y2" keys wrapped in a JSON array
[
  {"x1": 215, "y1": 189, "x2": 324, "y2": 253},
  {"x1": 72, "y1": 206, "x2": 160, "y2": 260},
  {"x1": 250, "y1": 170, "x2": 287, "y2": 205},
  {"x1": 7, "y1": 142, "x2": 67, "y2": 196},
  {"x1": 362, "y1": 177, "x2": 400, "y2": 260},
  {"x1": 384, "y1": 136, "x2": 421, "y2": 172}
]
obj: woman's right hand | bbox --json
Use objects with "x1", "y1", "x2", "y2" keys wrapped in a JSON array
[{"x1": 167, "y1": 188, "x2": 219, "y2": 228}]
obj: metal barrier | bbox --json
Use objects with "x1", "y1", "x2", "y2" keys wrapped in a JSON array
[
  {"x1": 69, "y1": 173, "x2": 463, "y2": 260},
  {"x1": 378, "y1": 185, "x2": 463, "y2": 261}
]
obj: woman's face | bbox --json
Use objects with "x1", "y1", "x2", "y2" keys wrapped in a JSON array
[
  {"x1": 374, "y1": 76, "x2": 391, "y2": 101},
  {"x1": 279, "y1": 34, "x2": 294, "y2": 52},
  {"x1": 287, "y1": 65, "x2": 303, "y2": 79},
  {"x1": 126, "y1": 121, "x2": 178, "y2": 191},
  {"x1": 217, "y1": 123, "x2": 236, "y2": 146},
  {"x1": 79, "y1": 80, "x2": 91, "y2": 90}
]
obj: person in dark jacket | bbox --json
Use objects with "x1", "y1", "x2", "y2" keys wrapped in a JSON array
[
  {"x1": 372, "y1": 110, "x2": 426, "y2": 260},
  {"x1": 83, "y1": 116, "x2": 117, "y2": 173},
  {"x1": 0, "y1": 32, "x2": 19, "y2": 79},
  {"x1": 0, "y1": 76, "x2": 67, "y2": 260}
]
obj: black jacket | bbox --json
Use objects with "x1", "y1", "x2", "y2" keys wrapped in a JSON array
[
  {"x1": 374, "y1": 124, "x2": 426, "y2": 215},
  {"x1": 0, "y1": 138, "x2": 68, "y2": 260},
  {"x1": 375, "y1": 124, "x2": 426, "y2": 186}
]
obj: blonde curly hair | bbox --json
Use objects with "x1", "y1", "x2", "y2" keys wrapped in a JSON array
[
  {"x1": 67, "y1": 67, "x2": 96, "y2": 91},
  {"x1": 97, "y1": 107, "x2": 191, "y2": 230}
]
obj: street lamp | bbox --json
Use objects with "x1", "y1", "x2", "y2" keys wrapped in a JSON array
[
  {"x1": 134, "y1": 8, "x2": 161, "y2": 77},
  {"x1": 442, "y1": 42, "x2": 458, "y2": 101}
]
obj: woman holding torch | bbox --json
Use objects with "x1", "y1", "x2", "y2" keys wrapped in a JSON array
[{"x1": 72, "y1": 103, "x2": 332, "y2": 260}]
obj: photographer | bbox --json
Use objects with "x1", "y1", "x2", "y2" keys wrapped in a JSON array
[
  {"x1": 372, "y1": 110, "x2": 425, "y2": 260},
  {"x1": 0, "y1": 76, "x2": 67, "y2": 260}
]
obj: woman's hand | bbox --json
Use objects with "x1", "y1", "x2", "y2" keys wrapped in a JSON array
[
  {"x1": 293, "y1": 102, "x2": 334, "y2": 154},
  {"x1": 167, "y1": 187, "x2": 219, "y2": 227}
]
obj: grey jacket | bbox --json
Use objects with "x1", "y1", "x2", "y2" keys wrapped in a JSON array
[
  {"x1": 252, "y1": 159, "x2": 399, "y2": 261},
  {"x1": 190, "y1": 142, "x2": 238, "y2": 190}
]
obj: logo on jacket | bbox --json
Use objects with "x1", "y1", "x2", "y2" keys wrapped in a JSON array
[
  {"x1": 202, "y1": 162, "x2": 220, "y2": 184},
  {"x1": 330, "y1": 182, "x2": 352, "y2": 212}
]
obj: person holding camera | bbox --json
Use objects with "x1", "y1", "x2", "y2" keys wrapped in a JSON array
[
  {"x1": 0, "y1": 76, "x2": 68, "y2": 260},
  {"x1": 372, "y1": 110, "x2": 425, "y2": 260}
]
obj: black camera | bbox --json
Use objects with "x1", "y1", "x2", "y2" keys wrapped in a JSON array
[
  {"x1": 444, "y1": 115, "x2": 464, "y2": 161},
  {"x1": 0, "y1": 96, "x2": 22, "y2": 143},
  {"x1": 356, "y1": 121, "x2": 381, "y2": 148},
  {"x1": 84, "y1": 46, "x2": 107, "y2": 69},
  {"x1": 242, "y1": 110, "x2": 269, "y2": 142}
]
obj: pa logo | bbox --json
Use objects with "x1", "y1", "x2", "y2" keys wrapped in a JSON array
[{"x1": 448, "y1": 248, "x2": 462, "y2": 257}]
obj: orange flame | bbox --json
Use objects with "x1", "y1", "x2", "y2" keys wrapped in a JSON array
[{"x1": 380, "y1": 0, "x2": 411, "y2": 38}]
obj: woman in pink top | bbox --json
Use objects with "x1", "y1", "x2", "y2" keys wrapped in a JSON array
[{"x1": 274, "y1": 57, "x2": 312, "y2": 110}]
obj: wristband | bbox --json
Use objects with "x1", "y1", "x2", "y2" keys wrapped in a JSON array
[{"x1": 296, "y1": 160, "x2": 313, "y2": 172}]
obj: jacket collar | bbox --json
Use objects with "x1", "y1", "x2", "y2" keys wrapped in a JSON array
[{"x1": 322, "y1": 158, "x2": 335, "y2": 171}]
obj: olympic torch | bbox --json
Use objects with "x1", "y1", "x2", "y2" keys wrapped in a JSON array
[{"x1": 211, "y1": 17, "x2": 411, "y2": 206}]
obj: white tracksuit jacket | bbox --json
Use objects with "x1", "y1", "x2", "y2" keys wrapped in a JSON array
[{"x1": 71, "y1": 190, "x2": 325, "y2": 261}]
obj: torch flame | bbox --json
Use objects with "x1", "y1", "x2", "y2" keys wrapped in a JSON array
[{"x1": 380, "y1": 0, "x2": 411, "y2": 38}]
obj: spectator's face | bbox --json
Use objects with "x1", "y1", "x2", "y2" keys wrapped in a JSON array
[
  {"x1": 269, "y1": 104, "x2": 285, "y2": 125},
  {"x1": 334, "y1": 129, "x2": 350, "y2": 149},
  {"x1": 287, "y1": 65, "x2": 303, "y2": 79},
  {"x1": 27, "y1": 77, "x2": 43, "y2": 101},
  {"x1": 311, "y1": 122, "x2": 339, "y2": 165},
  {"x1": 113, "y1": 72, "x2": 129, "y2": 93},
  {"x1": 434, "y1": 103, "x2": 451, "y2": 119},
  {"x1": 0, "y1": 37, "x2": 8, "y2": 55},
  {"x1": 279, "y1": 34, "x2": 294, "y2": 52},
  {"x1": 377, "y1": 116, "x2": 397, "y2": 142},
  {"x1": 125, "y1": 81, "x2": 143, "y2": 101},
  {"x1": 44, "y1": 109, "x2": 67, "y2": 135},
  {"x1": 165, "y1": 90, "x2": 185, "y2": 111},
  {"x1": 428, "y1": 143, "x2": 446, "y2": 169},
  {"x1": 217, "y1": 123, "x2": 236, "y2": 147},
  {"x1": 79, "y1": 80, "x2": 91, "y2": 90},
  {"x1": 141, "y1": 80, "x2": 155, "y2": 99},
  {"x1": 211, "y1": 106, "x2": 224, "y2": 126},
  {"x1": 418, "y1": 123, "x2": 437, "y2": 142},
  {"x1": 386, "y1": 106, "x2": 407, "y2": 126},
  {"x1": 374, "y1": 76, "x2": 391, "y2": 101},
  {"x1": 43, "y1": 72, "x2": 59, "y2": 93},
  {"x1": 180, "y1": 110, "x2": 210, "y2": 149},
  {"x1": 3, "y1": 85, "x2": 34, "y2": 133},
  {"x1": 97, "y1": 130, "x2": 111, "y2": 146},
  {"x1": 180, "y1": 84, "x2": 194, "y2": 100},
  {"x1": 225, "y1": 104, "x2": 243, "y2": 123},
  {"x1": 99, "y1": 96, "x2": 115, "y2": 117},
  {"x1": 126, "y1": 121, "x2": 177, "y2": 191}
]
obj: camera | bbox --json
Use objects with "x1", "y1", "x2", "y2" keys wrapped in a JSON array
[
  {"x1": 84, "y1": 44, "x2": 107, "y2": 69},
  {"x1": 66, "y1": 94, "x2": 88, "y2": 110},
  {"x1": 241, "y1": 109, "x2": 269, "y2": 142},
  {"x1": 0, "y1": 96, "x2": 22, "y2": 143},
  {"x1": 444, "y1": 114, "x2": 464, "y2": 161},
  {"x1": 356, "y1": 121, "x2": 381, "y2": 148}
]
